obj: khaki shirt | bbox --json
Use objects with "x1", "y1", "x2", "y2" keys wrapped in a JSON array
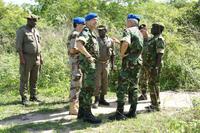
[
  {"x1": 16, "y1": 25, "x2": 41, "y2": 54},
  {"x1": 97, "y1": 36, "x2": 115, "y2": 62}
]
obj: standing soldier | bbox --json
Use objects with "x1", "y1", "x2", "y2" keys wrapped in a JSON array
[
  {"x1": 16, "y1": 14, "x2": 42, "y2": 105},
  {"x1": 92, "y1": 25, "x2": 115, "y2": 108},
  {"x1": 67, "y1": 17, "x2": 85, "y2": 115},
  {"x1": 109, "y1": 14, "x2": 143, "y2": 120},
  {"x1": 138, "y1": 24, "x2": 149, "y2": 101},
  {"x1": 76, "y1": 13, "x2": 101, "y2": 124},
  {"x1": 145, "y1": 23, "x2": 165, "y2": 111}
]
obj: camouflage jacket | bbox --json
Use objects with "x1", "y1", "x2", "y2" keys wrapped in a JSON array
[
  {"x1": 76, "y1": 26, "x2": 99, "y2": 70},
  {"x1": 146, "y1": 35, "x2": 165, "y2": 67},
  {"x1": 121, "y1": 26, "x2": 143, "y2": 69}
]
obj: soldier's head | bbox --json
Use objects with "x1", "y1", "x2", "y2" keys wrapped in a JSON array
[
  {"x1": 26, "y1": 14, "x2": 39, "y2": 28},
  {"x1": 73, "y1": 17, "x2": 85, "y2": 32},
  {"x1": 97, "y1": 25, "x2": 107, "y2": 38},
  {"x1": 151, "y1": 22, "x2": 165, "y2": 36},
  {"x1": 139, "y1": 24, "x2": 148, "y2": 38},
  {"x1": 85, "y1": 13, "x2": 98, "y2": 30},
  {"x1": 126, "y1": 14, "x2": 140, "y2": 28}
]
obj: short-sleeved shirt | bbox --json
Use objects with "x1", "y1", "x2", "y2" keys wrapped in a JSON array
[
  {"x1": 16, "y1": 25, "x2": 41, "y2": 54},
  {"x1": 76, "y1": 26, "x2": 99, "y2": 73},
  {"x1": 67, "y1": 30, "x2": 80, "y2": 65},
  {"x1": 97, "y1": 36, "x2": 115, "y2": 62},
  {"x1": 146, "y1": 35, "x2": 165, "y2": 67},
  {"x1": 121, "y1": 27, "x2": 143, "y2": 67},
  {"x1": 76, "y1": 27, "x2": 99, "y2": 59}
]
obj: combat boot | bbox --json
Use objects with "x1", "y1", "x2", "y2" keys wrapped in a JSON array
[
  {"x1": 108, "y1": 103, "x2": 126, "y2": 121},
  {"x1": 92, "y1": 96, "x2": 99, "y2": 108},
  {"x1": 99, "y1": 95, "x2": 109, "y2": 106},
  {"x1": 21, "y1": 97, "x2": 29, "y2": 106},
  {"x1": 125, "y1": 104, "x2": 137, "y2": 118},
  {"x1": 82, "y1": 108, "x2": 102, "y2": 124},
  {"x1": 69, "y1": 101, "x2": 79, "y2": 115},
  {"x1": 30, "y1": 96, "x2": 42, "y2": 103}
]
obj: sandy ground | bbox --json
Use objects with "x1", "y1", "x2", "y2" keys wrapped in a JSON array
[{"x1": 0, "y1": 91, "x2": 199, "y2": 132}]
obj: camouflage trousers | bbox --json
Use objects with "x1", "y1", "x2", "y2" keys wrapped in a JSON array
[
  {"x1": 94, "y1": 61, "x2": 110, "y2": 96},
  {"x1": 69, "y1": 64, "x2": 82, "y2": 102},
  {"x1": 79, "y1": 61, "x2": 96, "y2": 110},
  {"x1": 139, "y1": 64, "x2": 161, "y2": 107},
  {"x1": 148, "y1": 67, "x2": 161, "y2": 107},
  {"x1": 117, "y1": 64, "x2": 141, "y2": 107},
  {"x1": 19, "y1": 54, "x2": 40, "y2": 100},
  {"x1": 139, "y1": 65, "x2": 149, "y2": 94}
]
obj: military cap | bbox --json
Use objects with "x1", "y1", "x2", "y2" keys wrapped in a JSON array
[
  {"x1": 25, "y1": 14, "x2": 40, "y2": 20},
  {"x1": 97, "y1": 25, "x2": 107, "y2": 30},
  {"x1": 73, "y1": 17, "x2": 85, "y2": 24},
  {"x1": 152, "y1": 22, "x2": 165, "y2": 29},
  {"x1": 85, "y1": 13, "x2": 98, "y2": 21},
  {"x1": 127, "y1": 14, "x2": 140, "y2": 22}
]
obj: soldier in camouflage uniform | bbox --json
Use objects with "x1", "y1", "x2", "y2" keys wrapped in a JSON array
[
  {"x1": 16, "y1": 14, "x2": 42, "y2": 105},
  {"x1": 138, "y1": 24, "x2": 149, "y2": 101},
  {"x1": 67, "y1": 17, "x2": 85, "y2": 115},
  {"x1": 92, "y1": 25, "x2": 115, "y2": 108},
  {"x1": 145, "y1": 23, "x2": 165, "y2": 111},
  {"x1": 109, "y1": 14, "x2": 143, "y2": 120},
  {"x1": 76, "y1": 13, "x2": 101, "y2": 124}
]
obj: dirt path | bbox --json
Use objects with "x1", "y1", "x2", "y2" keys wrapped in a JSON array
[{"x1": 0, "y1": 91, "x2": 199, "y2": 130}]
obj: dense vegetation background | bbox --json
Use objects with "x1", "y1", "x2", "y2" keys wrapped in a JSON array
[{"x1": 0, "y1": 0, "x2": 200, "y2": 94}]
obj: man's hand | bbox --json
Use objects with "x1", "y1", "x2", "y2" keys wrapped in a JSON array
[
  {"x1": 20, "y1": 57, "x2": 25, "y2": 64},
  {"x1": 87, "y1": 56, "x2": 95, "y2": 63}
]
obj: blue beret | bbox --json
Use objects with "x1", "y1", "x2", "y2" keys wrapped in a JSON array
[
  {"x1": 127, "y1": 14, "x2": 140, "y2": 21},
  {"x1": 85, "y1": 13, "x2": 98, "y2": 21},
  {"x1": 73, "y1": 17, "x2": 85, "y2": 24}
]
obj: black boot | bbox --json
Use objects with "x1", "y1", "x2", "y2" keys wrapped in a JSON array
[
  {"x1": 30, "y1": 96, "x2": 42, "y2": 103},
  {"x1": 99, "y1": 95, "x2": 109, "y2": 106},
  {"x1": 77, "y1": 107, "x2": 84, "y2": 119},
  {"x1": 92, "y1": 96, "x2": 99, "y2": 109},
  {"x1": 109, "y1": 103, "x2": 126, "y2": 121},
  {"x1": 125, "y1": 104, "x2": 137, "y2": 118},
  {"x1": 21, "y1": 97, "x2": 29, "y2": 106},
  {"x1": 82, "y1": 108, "x2": 102, "y2": 124}
]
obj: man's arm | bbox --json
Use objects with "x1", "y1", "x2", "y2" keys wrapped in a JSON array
[
  {"x1": 16, "y1": 29, "x2": 25, "y2": 64},
  {"x1": 76, "y1": 40, "x2": 95, "y2": 62},
  {"x1": 120, "y1": 41, "x2": 129, "y2": 58}
]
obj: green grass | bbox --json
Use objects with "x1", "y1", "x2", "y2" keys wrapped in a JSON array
[{"x1": 0, "y1": 87, "x2": 200, "y2": 133}]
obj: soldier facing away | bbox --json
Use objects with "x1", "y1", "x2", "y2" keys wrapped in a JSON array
[
  {"x1": 145, "y1": 23, "x2": 166, "y2": 111},
  {"x1": 67, "y1": 17, "x2": 85, "y2": 115},
  {"x1": 16, "y1": 14, "x2": 42, "y2": 105},
  {"x1": 92, "y1": 25, "x2": 115, "y2": 108},
  {"x1": 109, "y1": 14, "x2": 143, "y2": 120},
  {"x1": 75, "y1": 13, "x2": 101, "y2": 124}
]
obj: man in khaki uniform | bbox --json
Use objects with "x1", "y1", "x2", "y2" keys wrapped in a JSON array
[
  {"x1": 16, "y1": 14, "x2": 42, "y2": 105},
  {"x1": 92, "y1": 25, "x2": 115, "y2": 108},
  {"x1": 67, "y1": 17, "x2": 85, "y2": 115}
]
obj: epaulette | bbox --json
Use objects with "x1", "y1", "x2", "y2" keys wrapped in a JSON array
[{"x1": 71, "y1": 31, "x2": 79, "y2": 38}]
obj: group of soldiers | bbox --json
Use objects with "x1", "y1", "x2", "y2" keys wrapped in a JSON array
[{"x1": 16, "y1": 12, "x2": 165, "y2": 124}]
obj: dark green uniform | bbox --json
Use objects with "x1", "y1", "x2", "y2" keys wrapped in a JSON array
[
  {"x1": 16, "y1": 25, "x2": 41, "y2": 101},
  {"x1": 146, "y1": 35, "x2": 165, "y2": 109},
  {"x1": 117, "y1": 26, "x2": 143, "y2": 116},
  {"x1": 76, "y1": 26, "x2": 99, "y2": 111}
]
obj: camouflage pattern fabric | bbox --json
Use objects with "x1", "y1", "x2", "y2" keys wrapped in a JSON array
[
  {"x1": 146, "y1": 35, "x2": 165, "y2": 108},
  {"x1": 117, "y1": 27, "x2": 143, "y2": 107},
  {"x1": 76, "y1": 27, "x2": 99, "y2": 110},
  {"x1": 67, "y1": 30, "x2": 82, "y2": 102}
]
